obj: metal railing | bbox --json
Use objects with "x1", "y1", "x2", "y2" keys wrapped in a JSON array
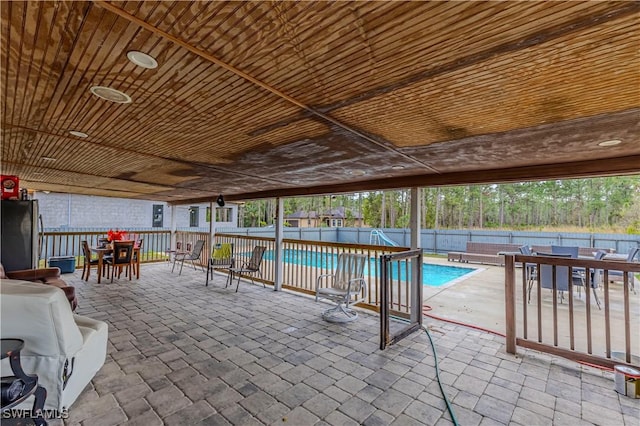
[{"x1": 505, "y1": 254, "x2": 640, "y2": 368}]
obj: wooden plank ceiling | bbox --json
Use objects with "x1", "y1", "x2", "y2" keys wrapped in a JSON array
[{"x1": 1, "y1": 1, "x2": 639, "y2": 203}]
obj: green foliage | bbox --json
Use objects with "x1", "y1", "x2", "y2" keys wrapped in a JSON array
[{"x1": 237, "y1": 176, "x2": 639, "y2": 231}]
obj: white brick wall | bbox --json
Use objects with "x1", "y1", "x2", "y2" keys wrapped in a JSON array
[{"x1": 33, "y1": 192, "x2": 237, "y2": 229}]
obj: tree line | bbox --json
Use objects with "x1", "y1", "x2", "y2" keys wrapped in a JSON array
[{"x1": 238, "y1": 176, "x2": 640, "y2": 233}]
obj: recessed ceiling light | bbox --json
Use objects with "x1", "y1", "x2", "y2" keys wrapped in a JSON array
[
  {"x1": 90, "y1": 86, "x2": 132, "y2": 103},
  {"x1": 598, "y1": 139, "x2": 622, "y2": 147},
  {"x1": 392, "y1": 165, "x2": 405, "y2": 170},
  {"x1": 127, "y1": 51, "x2": 158, "y2": 69},
  {"x1": 349, "y1": 170, "x2": 366, "y2": 176},
  {"x1": 69, "y1": 130, "x2": 88, "y2": 138},
  {"x1": 41, "y1": 156, "x2": 57, "y2": 161}
]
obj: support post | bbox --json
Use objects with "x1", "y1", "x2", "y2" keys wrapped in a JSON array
[
  {"x1": 410, "y1": 187, "x2": 422, "y2": 324},
  {"x1": 410, "y1": 187, "x2": 421, "y2": 250},
  {"x1": 170, "y1": 205, "x2": 177, "y2": 250},
  {"x1": 209, "y1": 201, "x2": 216, "y2": 254},
  {"x1": 505, "y1": 254, "x2": 517, "y2": 354},
  {"x1": 274, "y1": 197, "x2": 284, "y2": 291}
]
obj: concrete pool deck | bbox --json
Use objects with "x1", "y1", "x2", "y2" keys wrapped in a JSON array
[
  {"x1": 421, "y1": 256, "x2": 640, "y2": 361},
  {"x1": 422, "y1": 257, "x2": 505, "y2": 331}
]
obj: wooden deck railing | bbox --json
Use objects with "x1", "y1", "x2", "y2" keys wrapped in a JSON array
[
  {"x1": 41, "y1": 230, "x2": 171, "y2": 267},
  {"x1": 505, "y1": 254, "x2": 640, "y2": 368},
  {"x1": 214, "y1": 233, "x2": 409, "y2": 312},
  {"x1": 41, "y1": 229, "x2": 412, "y2": 314}
]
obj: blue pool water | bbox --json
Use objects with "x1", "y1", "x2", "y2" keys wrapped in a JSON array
[{"x1": 262, "y1": 249, "x2": 475, "y2": 287}]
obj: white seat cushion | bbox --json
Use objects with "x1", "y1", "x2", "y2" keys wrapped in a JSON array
[{"x1": 0, "y1": 279, "x2": 107, "y2": 410}]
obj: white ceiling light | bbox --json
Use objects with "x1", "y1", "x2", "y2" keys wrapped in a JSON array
[
  {"x1": 349, "y1": 170, "x2": 366, "y2": 176},
  {"x1": 41, "y1": 156, "x2": 57, "y2": 161},
  {"x1": 90, "y1": 86, "x2": 132, "y2": 103},
  {"x1": 127, "y1": 51, "x2": 158, "y2": 69},
  {"x1": 69, "y1": 130, "x2": 88, "y2": 138},
  {"x1": 597, "y1": 139, "x2": 622, "y2": 147},
  {"x1": 392, "y1": 165, "x2": 405, "y2": 170}
]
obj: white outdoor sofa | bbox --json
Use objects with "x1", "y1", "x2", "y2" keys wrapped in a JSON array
[{"x1": 0, "y1": 279, "x2": 108, "y2": 411}]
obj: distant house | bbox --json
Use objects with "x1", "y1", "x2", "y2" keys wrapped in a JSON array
[{"x1": 285, "y1": 207, "x2": 365, "y2": 227}]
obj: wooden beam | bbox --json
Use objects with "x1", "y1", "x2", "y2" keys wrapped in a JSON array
[{"x1": 170, "y1": 155, "x2": 640, "y2": 204}]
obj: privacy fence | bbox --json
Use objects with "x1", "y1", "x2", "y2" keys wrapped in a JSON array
[{"x1": 216, "y1": 227, "x2": 640, "y2": 254}]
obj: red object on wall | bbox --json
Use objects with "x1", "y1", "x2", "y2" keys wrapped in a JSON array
[{"x1": 1, "y1": 175, "x2": 19, "y2": 200}]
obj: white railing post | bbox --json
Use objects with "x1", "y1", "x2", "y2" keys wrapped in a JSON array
[
  {"x1": 274, "y1": 197, "x2": 284, "y2": 291},
  {"x1": 170, "y1": 205, "x2": 177, "y2": 250}
]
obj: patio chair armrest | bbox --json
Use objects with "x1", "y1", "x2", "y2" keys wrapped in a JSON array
[
  {"x1": 343, "y1": 277, "x2": 367, "y2": 306},
  {"x1": 315, "y1": 274, "x2": 334, "y2": 290},
  {"x1": 346, "y1": 277, "x2": 366, "y2": 296}
]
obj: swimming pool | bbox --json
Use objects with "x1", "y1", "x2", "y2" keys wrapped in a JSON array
[{"x1": 262, "y1": 249, "x2": 476, "y2": 287}]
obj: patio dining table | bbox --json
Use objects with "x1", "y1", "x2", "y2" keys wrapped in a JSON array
[{"x1": 91, "y1": 244, "x2": 141, "y2": 284}]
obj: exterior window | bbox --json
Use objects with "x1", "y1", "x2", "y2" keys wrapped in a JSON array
[
  {"x1": 216, "y1": 207, "x2": 231, "y2": 222},
  {"x1": 330, "y1": 219, "x2": 343, "y2": 227},
  {"x1": 307, "y1": 219, "x2": 311, "y2": 225},
  {"x1": 189, "y1": 206, "x2": 199, "y2": 227},
  {"x1": 152, "y1": 205, "x2": 163, "y2": 228}
]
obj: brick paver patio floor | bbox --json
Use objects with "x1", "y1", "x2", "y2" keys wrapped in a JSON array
[{"x1": 51, "y1": 263, "x2": 638, "y2": 425}]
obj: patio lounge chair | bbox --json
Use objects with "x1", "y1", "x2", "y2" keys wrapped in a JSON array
[
  {"x1": 173, "y1": 239, "x2": 205, "y2": 275},
  {"x1": 315, "y1": 253, "x2": 367, "y2": 323},
  {"x1": 206, "y1": 243, "x2": 234, "y2": 287},
  {"x1": 228, "y1": 246, "x2": 266, "y2": 292}
]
